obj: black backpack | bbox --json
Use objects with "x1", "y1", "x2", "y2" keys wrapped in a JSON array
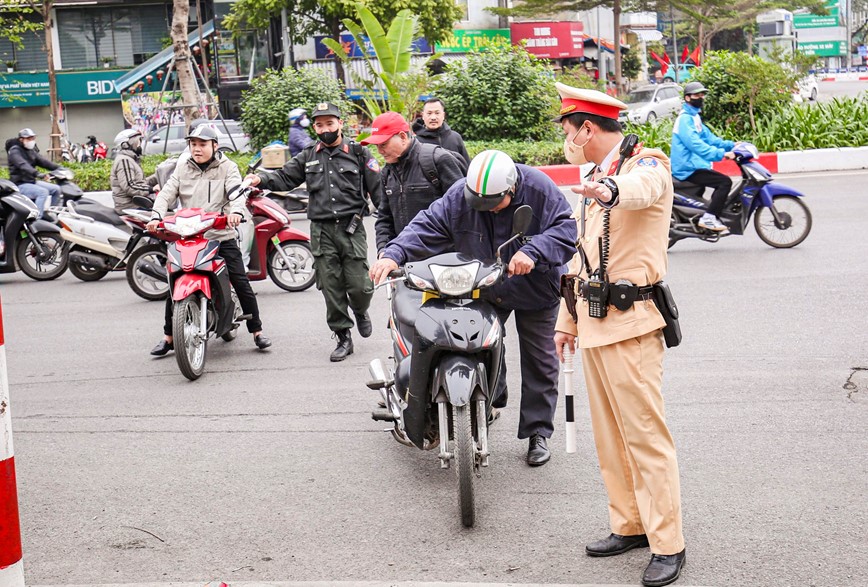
[{"x1": 416, "y1": 142, "x2": 467, "y2": 195}]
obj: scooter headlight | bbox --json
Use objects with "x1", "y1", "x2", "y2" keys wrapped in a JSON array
[
  {"x1": 163, "y1": 215, "x2": 215, "y2": 237},
  {"x1": 430, "y1": 262, "x2": 480, "y2": 296}
]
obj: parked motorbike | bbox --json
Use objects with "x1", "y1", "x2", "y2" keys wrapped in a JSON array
[
  {"x1": 85, "y1": 135, "x2": 108, "y2": 161},
  {"x1": 157, "y1": 208, "x2": 246, "y2": 380},
  {"x1": 0, "y1": 179, "x2": 68, "y2": 280},
  {"x1": 669, "y1": 142, "x2": 812, "y2": 249},
  {"x1": 60, "y1": 138, "x2": 92, "y2": 164},
  {"x1": 365, "y1": 205, "x2": 533, "y2": 528}
]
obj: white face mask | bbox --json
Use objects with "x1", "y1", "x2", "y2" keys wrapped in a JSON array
[
  {"x1": 563, "y1": 127, "x2": 591, "y2": 166},
  {"x1": 299, "y1": 117, "x2": 310, "y2": 128},
  {"x1": 23, "y1": 140, "x2": 36, "y2": 150}
]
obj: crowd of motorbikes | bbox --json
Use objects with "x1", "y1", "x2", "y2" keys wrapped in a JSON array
[
  {"x1": 0, "y1": 139, "x2": 813, "y2": 528},
  {"x1": 61, "y1": 135, "x2": 108, "y2": 164}
]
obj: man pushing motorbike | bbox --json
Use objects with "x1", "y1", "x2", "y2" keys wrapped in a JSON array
[
  {"x1": 146, "y1": 125, "x2": 272, "y2": 355},
  {"x1": 370, "y1": 150, "x2": 576, "y2": 466}
]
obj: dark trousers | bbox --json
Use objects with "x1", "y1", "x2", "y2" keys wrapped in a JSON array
[
  {"x1": 685, "y1": 168, "x2": 732, "y2": 217},
  {"x1": 164, "y1": 239, "x2": 262, "y2": 336},
  {"x1": 310, "y1": 219, "x2": 374, "y2": 332},
  {"x1": 491, "y1": 304, "x2": 560, "y2": 439}
]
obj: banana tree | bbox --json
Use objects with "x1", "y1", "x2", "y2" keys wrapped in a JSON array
[{"x1": 321, "y1": 3, "x2": 427, "y2": 122}]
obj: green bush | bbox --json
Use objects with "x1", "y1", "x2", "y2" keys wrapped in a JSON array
[
  {"x1": 431, "y1": 44, "x2": 559, "y2": 141},
  {"x1": 751, "y1": 97, "x2": 868, "y2": 151},
  {"x1": 239, "y1": 67, "x2": 353, "y2": 150}
]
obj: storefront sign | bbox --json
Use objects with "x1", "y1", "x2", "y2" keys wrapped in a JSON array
[
  {"x1": 0, "y1": 69, "x2": 128, "y2": 109},
  {"x1": 315, "y1": 33, "x2": 432, "y2": 60},
  {"x1": 798, "y1": 40, "x2": 846, "y2": 56},
  {"x1": 794, "y1": 10, "x2": 839, "y2": 29},
  {"x1": 434, "y1": 29, "x2": 511, "y2": 53},
  {"x1": 510, "y1": 21, "x2": 584, "y2": 59}
]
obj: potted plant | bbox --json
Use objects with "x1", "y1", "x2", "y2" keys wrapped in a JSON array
[
  {"x1": 101, "y1": 56, "x2": 114, "y2": 69},
  {"x1": 5, "y1": 60, "x2": 15, "y2": 73}
]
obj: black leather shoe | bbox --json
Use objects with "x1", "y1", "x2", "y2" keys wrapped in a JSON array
[
  {"x1": 150, "y1": 339, "x2": 173, "y2": 356},
  {"x1": 642, "y1": 550, "x2": 686, "y2": 587},
  {"x1": 254, "y1": 334, "x2": 272, "y2": 350},
  {"x1": 526, "y1": 434, "x2": 550, "y2": 466},
  {"x1": 330, "y1": 329, "x2": 353, "y2": 362},
  {"x1": 355, "y1": 312, "x2": 372, "y2": 338},
  {"x1": 586, "y1": 533, "x2": 650, "y2": 557}
]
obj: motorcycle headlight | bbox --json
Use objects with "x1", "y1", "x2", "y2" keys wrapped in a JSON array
[
  {"x1": 163, "y1": 215, "x2": 215, "y2": 237},
  {"x1": 430, "y1": 262, "x2": 480, "y2": 296},
  {"x1": 407, "y1": 272, "x2": 435, "y2": 291}
]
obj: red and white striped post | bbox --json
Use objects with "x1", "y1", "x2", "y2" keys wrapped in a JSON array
[{"x1": 0, "y1": 293, "x2": 25, "y2": 586}]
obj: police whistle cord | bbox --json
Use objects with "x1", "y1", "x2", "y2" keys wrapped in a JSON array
[
  {"x1": 563, "y1": 349, "x2": 577, "y2": 454},
  {"x1": 0, "y1": 293, "x2": 25, "y2": 587}
]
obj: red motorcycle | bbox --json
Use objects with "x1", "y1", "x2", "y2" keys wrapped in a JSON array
[
  {"x1": 243, "y1": 186, "x2": 314, "y2": 291},
  {"x1": 85, "y1": 135, "x2": 108, "y2": 160},
  {"x1": 159, "y1": 209, "x2": 245, "y2": 380}
]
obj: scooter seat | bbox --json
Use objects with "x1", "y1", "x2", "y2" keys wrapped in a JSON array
[
  {"x1": 671, "y1": 178, "x2": 703, "y2": 190},
  {"x1": 73, "y1": 201, "x2": 126, "y2": 226}
]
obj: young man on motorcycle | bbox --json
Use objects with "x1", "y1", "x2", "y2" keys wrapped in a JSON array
[
  {"x1": 670, "y1": 81, "x2": 735, "y2": 233},
  {"x1": 553, "y1": 84, "x2": 685, "y2": 587},
  {"x1": 146, "y1": 125, "x2": 272, "y2": 354},
  {"x1": 287, "y1": 108, "x2": 313, "y2": 157},
  {"x1": 110, "y1": 129, "x2": 159, "y2": 214},
  {"x1": 359, "y1": 111, "x2": 465, "y2": 254},
  {"x1": 370, "y1": 150, "x2": 577, "y2": 467},
  {"x1": 5, "y1": 128, "x2": 62, "y2": 219}
]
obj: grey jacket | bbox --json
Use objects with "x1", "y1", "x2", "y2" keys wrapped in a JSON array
[
  {"x1": 151, "y1": 153, "x2": 245, "y2": 241},
  {"x1": 110, "y1": 148, "x2": 158, "y2": 214}
]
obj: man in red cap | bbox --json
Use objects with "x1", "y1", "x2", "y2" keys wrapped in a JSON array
[
  {"x1": 552, "y1": 83, "x2": 686, "y2": 587},
  {"x1": 361, "y1": 111, "x2": 464, "y2": 254}
]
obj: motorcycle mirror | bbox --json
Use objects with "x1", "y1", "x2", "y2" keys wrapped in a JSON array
[
  {"x1": 132, "y1": 195, "x2": 154, "y2": 209},
  {"x1": 511, "y1": 204, "x2": 533, "y2": 237},
  {"x1": 247, "y1": 157, "x2": 262, "y2": 174}
]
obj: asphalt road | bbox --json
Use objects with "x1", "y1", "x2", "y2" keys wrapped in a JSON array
[
  {"x1": 1, "y1": 170, "x2": 867, "y2": 587},
  {"x1": 815, "y1": 79, "x2": 868, "y2": 102}
]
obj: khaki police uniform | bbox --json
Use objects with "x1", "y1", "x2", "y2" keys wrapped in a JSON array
[
  {"x1": 256, "y1": 103, "x2": 383, "y2": 333},
  {"x1": 554, "y1": 85, "x2": 684, "y2": 556}
]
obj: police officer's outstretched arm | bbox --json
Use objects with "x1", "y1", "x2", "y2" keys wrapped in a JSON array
[
  {"x1": 612, "y1": 155, "x2": 671, "y2": 210},
  {"x1": 254, "y1": 152, "x2": 307, "y2": 191}
]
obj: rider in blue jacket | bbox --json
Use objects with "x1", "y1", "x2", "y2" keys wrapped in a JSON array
[
  {"x1": 670, "y1": 81, "x2": 735, "y2": 233},
  {"x1": 287, "y1": 108, "x2": 313, "y2": 157},
  {"x1": 370, "y1": 150, "x2": 577, "y2": 467}
]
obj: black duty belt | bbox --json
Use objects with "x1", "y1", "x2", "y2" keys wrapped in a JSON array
[{"x1": 578, "y1": 280, "x2": 655, "y2": 311}]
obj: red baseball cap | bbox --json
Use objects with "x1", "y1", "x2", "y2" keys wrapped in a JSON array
[{"x1": 360, "y1": 111, "x2": 410, "y2": 145}]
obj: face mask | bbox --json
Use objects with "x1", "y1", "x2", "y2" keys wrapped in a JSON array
[
  {"x1": 316, "y1": 130, "x2": 339, "y2": 145},
  {"x1": 688, "y1": 97, "x2": 704, "y2": 110},
  {"x1": 563, "y1": 127, "x2": 591, "y2": 166},
  {"x1": 23, "y1": 140, "x2": 36, "y2": 150},
  {"x1": 299, "y1": 118, "x2": 310, "y2": 128}
]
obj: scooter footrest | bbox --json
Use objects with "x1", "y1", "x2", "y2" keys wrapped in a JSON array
[
  {"x1": 236, "y1": 313, "x2": 253, "y2": 322},
  {"x1": 371, "y1": 409, "x2": 396, "y2": 422},
  {"x1": 366, "y1": 378, "x2": 394, "y2": 390}
]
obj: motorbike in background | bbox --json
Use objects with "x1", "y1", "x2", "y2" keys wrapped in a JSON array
[
  {"x1": 85, "y1": 135, "x2": 108, "y2": 161},
  {"x1": 366, "y1": 205, "x2": 533, "y2": 528},
  {"x1": 45, "y1": 167, "x2": 84, "y2": 205},
  {"x1": 0, "y1": 179, "x2": 68, "y2": 280},
  {"x1": 669, "y1": 142, "x2": 812, "y2": 249}
]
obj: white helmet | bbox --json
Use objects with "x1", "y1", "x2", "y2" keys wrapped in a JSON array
[
  {"x1": 114, "y1": 129, "x2": 142, "y2": 149},
  {"x1": 464, "y1": 150, "x2": 518, "y2": 211}
]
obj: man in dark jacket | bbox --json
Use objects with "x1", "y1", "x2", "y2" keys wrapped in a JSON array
[
  {"x1": 360, "y1": 111, "x2": 465, "y2": 253},
  {"x1": 110, "y1": 129, "x2": 159, "y2": 214},
  {"x1": 287, "y1": 107, "x2": 313, "y2": 157},
  {"x1": 6, "y1": 128, "x2": 61, "y2": 218},
  {"x1": 411, "y1": 98, "x2": 470, "y2": 169},
  {"x1": 370, "y1": 150, "x2": 577, "y2": 466},
  {"x1": 245, "y1": 102, "x2": 383, "y2": 362}
]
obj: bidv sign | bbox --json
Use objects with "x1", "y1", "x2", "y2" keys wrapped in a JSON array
[{"x1": 86, "y1": 80, "x2": 117, "y2": 96}]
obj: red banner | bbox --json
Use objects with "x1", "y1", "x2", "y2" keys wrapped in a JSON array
[{"x1": 510, "y1": 21, "x2": 584, "y2": 59}]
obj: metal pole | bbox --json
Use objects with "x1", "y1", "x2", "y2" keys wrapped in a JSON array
[
  {"x1": 597, "y1": 5, "x2": 606, "y2": 83},
  {"x1": 563, "y1": 350, "x2": 577, "y2": 454},
  {"x1": 670, "y1": 4, "x2": 680, "y2": 80}
]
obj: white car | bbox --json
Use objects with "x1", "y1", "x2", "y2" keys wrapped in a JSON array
[
  {"x1": 143, "y1": 120, "x2": 251, "y2": 155},
  {"x1": 796, "y1": 75, "x2": 819, "y2": 102},
  {"x1": 619, "y1": 84, "x2": 683, "y2": 124}
]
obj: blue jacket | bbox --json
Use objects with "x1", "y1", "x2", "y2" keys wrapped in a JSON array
[
  {"x1": 670, "y1": 103, "x2": 735, "y2": 180},
  {"x1": 382, "y1": 165, "x2": 577, "y2": 311},
  {"x1": 288, "y1": 125, "x2": 313, "y2": 157}
]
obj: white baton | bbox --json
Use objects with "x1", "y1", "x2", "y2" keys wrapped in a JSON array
[{"x1": 563, "y1": 349, "x2": 577, "y2": 454}]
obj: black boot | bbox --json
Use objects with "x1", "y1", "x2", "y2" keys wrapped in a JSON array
[
  {"x1": 354, "y1": 311, "x2": 373, "y2": 338},
  {"x1": 330, "y1": 329, "x2": 353, "y2": 362}
]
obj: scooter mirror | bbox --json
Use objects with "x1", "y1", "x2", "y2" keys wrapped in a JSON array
[
  {"x1": 132, "y1": 195, "x2": 154, "y2": 209},
  {"x1": 511, "y1": 204, "x2": 533, "y2": 237}
]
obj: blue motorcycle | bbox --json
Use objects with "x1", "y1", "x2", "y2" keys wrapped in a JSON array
[{"x1": 669, "y1": 143, "x2": 812, "y2": 249}]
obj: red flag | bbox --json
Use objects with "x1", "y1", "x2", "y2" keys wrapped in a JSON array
[
  {"x1": 663, "y1": 51, "x2": 671, "y2": 64},
  {"x1": 681, "y1": 46, "x2": 689, "y2": 63},
  {"x1": 689, "y1": 46, "x2": 702, "y2": 66}
]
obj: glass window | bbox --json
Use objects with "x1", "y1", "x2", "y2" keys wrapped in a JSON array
[{"x1": 0, "y1": 18, "x2": 47, "y2": 72}]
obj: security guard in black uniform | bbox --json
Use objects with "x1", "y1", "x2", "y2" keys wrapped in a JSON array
[{"x1": 245, "y1": 102, "x2": 383, "y2": 361}]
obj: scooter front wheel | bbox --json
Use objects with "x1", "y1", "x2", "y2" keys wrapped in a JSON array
[
  {"x1": 173, "y1": 294, "x2": 207, "y2": 380},
  {"x1": 126, "y1": 244, "x2": 169, "y2": 301},
  {"x1": 267, "y1": 240, "x2": 315, "y2": 292},
  {"x1": 453, "y1": 403, "x2": 476, "y2": 528},
  {"x1": 15, "y1": 232, "x2": 68, "y2": 281},
  {"x1": 754, "y1": 196, "x2": 812, "y2": 248}
]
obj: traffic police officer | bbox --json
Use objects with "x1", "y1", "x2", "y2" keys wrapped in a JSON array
[
  {"x1": 245, "y1": 102, "x2": 383, "y2": 362},
  {"x1": 370, "y1": 150, "x2": 577, "y2": 466},
  {"x1": 552, "y1": 83, "x2": 685, "y2": 586}
]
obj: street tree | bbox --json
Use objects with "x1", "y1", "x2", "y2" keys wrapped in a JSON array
[
  {"x1": 222, "y1": 0, "x2": 462, "y2": 85},
  {"x1": 170, "y1": 0, "x2": 201, "y2": 131}
]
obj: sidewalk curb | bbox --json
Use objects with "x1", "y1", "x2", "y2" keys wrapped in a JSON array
[{"x1": 535, "y1": 145, "x2": 868, "y2": 184}]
